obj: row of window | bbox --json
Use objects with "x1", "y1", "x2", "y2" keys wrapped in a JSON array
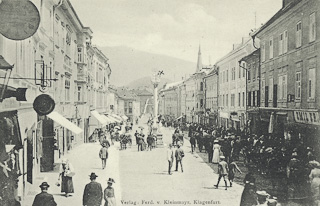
[
  {"x1": 260, "y1": 67, "x2": 316, "y2": 103},
  {"x1": 219, "y1": 92, "x2": 245, "y2": 108},
  {"x1": 220, "y1": 64, "x2": 246, "y2": 84},
  {"x1": 261, "y1": 12, "x2": 316, "y2": 62}
]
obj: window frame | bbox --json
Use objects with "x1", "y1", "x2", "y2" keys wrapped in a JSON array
[
  {"x1": 309, "y1": 12, "x2": 316, "y2": 42},
  {"x1": 295, "y1": 72, "x2": 301, "y2": 101},
  {"x1": 296, "y1": 21, "x2": 302, "y2": 48}
]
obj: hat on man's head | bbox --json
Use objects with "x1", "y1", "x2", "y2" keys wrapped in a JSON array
[
  {"x1": 108, "y1": 178, "x2": 115, "y2": 184},
  {"x1": 89, "y1": 172, "x2": 98, "y2": 179},
  {"x1": 214, "y1": 140, "x2": 219, "y2": 143},
  {"x1": 39, "y1": 182, "x2": 50, "y2": 189},
  {"x1": 256, "y1": 190, "x2": 269, "y2": 197}
]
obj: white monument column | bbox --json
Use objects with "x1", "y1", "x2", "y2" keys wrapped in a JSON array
[{"x1": 151, "y1": 71, "x2": 163, "y2": 146}]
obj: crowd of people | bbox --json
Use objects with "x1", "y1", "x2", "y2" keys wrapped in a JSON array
[{"x1": 169, "y1": 121, "x2": 320, "y2": 206}]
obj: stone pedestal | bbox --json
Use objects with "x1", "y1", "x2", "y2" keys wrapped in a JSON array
[{"x1": 152, "y1": 125, "x2": 163, "y2": 146}]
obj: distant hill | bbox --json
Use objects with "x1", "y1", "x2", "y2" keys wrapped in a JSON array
[
  {"x1": 100, "y1": 46, "x2": 196, "y2": 86},
  {"x1": 126, "y1": 76, "x2": 172, "y2": 91}
]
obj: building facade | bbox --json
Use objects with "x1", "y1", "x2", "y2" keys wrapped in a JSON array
[
  {"x1": 0, "y1": 0, "x2": 112, "y2": 203},
  {"x1": 204, "y1": 67, "x2": 219, "y2": 126},
  {"x1": 252, "y1": 0, "x2": 320, "y2": 151},
  {"x1": 216, "y1": 38, "x2": 255, "y2": 131}
]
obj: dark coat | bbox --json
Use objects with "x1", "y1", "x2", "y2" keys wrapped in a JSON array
[
  {"x1": 32, "y1": 192, "x2": 57, "y2": 206},
  {"x1": 83, "y1": 181, "x2": 103, "y2": 206}
]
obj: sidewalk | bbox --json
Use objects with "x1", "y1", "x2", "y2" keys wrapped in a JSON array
[{"x1": 21, "y1": 142, "x2": 122, "y2": 206}]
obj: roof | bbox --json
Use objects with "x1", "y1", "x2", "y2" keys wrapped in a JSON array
[
  {"x1": 116, "y1": 88, "x2": 137, "y2": 100},
  {"x1": 239, "y1": 49, "x2": 260, "y2": 63},
  {"x1": 251, "y1": 0, "x2": 301, "y2": 38},
  {"x1": 163, "y1": 80, "x2": 183, "y2": 90},
  {"x1": 215, "y1": 38, "x2": 252, "y2": 65},
  {"x1": 135, "y1": 89, "x2": 153, "y2": 96}
]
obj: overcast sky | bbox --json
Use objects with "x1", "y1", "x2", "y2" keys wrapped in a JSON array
[{"x1": 70, "y1": 0, "x2": 282, "y2": 64}]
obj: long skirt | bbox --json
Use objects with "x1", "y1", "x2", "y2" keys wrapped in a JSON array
[
  {"x1": 105, "y1": 197, "x2": 116, "y2": 206},
  {"x1": 61, "y1": 176, "x2": 74, "y2": 193},
  {"x1": 212, "y1": 149, "x2": 220, "y2": 163}
]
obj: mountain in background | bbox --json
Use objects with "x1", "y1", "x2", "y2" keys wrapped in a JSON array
[
  {"x1": 125, "y1": 76, "x2": 173, "y2": 91},
  {"x1": 99, "y1": 46, "x2": 196, "y2": 87}
]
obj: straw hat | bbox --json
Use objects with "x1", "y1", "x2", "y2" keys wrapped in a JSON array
[{"x1": 256, "y1": 190, "x2": 269, "y2": 197}]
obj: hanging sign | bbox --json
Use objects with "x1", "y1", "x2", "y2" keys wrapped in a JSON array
[
  {"x1": 294, "y1": 111, "x2": 320, "y2": 126},
  {"x1": 0, "y1": 0, "x2": 40, "y2": 40}
]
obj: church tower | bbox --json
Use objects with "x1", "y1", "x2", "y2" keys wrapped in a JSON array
[{"x1": 196, "y1": 44, "x2": 202, "y2": 73}]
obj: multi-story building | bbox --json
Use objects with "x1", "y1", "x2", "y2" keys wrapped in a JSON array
[
  {"x1": 204, "y1": 67, "x2": 219, "y2": 126},
  {"x1": 0, "y1": 0, "x2": 112, "y2": 202},
  {"x1": 179, "y1": 83, "x2": 187, "y2": 121},
  {"x1": 106, "y1": 85, "x2": 118, "y2": 114},
  {"x1": 159, "y1": 81, "x2": 182, "y2": 119},
  {"x1": 184, "y1": 76, "x2": 196, "y2": 122},
  {"x1": 239, "y1": 49, "x2": 261, "y2": 135},
  {"x1": 134, "y1": 88, "x2": 153, "y2": 116},
  {"x1": 252, "y1": 0, "x2": 320, "y2": 149},
  {"x1": 216, "y1": 38, "x2": 256, "y2": 131}
]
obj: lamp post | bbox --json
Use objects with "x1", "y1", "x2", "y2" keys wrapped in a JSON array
[{"x1": 238, "y1": 60, "x2": 248, "y2": 135}]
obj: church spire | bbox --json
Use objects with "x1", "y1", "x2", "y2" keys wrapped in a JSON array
[{"x1": 196, "y1": 44, "x2": 202, "y2": 73}]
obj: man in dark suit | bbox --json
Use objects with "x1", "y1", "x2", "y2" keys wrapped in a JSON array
[
  {"x1": 175, "y1": 143, "x2": 185, "y2": 172},
  {"x1": 83, "y1": 172, "x2": 103, "y2": 206},
  {"x1": 32, "y1": 182, "x2": 57, "y2": 206}
]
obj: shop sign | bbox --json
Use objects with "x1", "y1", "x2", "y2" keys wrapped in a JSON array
[{"x1": 294, "y1": 111, "x2": 320, "y2": 125}]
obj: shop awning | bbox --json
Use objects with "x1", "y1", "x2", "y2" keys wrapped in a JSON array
[
  {"x1": 121, "y1": 115, "x2": 128, "y2": 120},
  {"x1": 47, "y1": 111, "x2": 83, "y2": 134},
  {"x1": 111, "y1": 114, "x2": 123, "y2": 121},
  {"x1": 107, "y1": 115, "x2": 121, "y2": 123},
  {"x1": 90, "y1": 110, "x2": 107, "y2": 125},
  {"x1": 102, "y1": 115, "x2": 115, "y2": 123},
  {"x1": 176, "y1": 116, "x2": 183, "y2": 120}
]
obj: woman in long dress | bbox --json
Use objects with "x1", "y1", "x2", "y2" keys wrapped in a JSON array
[
  {"x1": 309, "y1": 161, "x2": 320, "y2": 206},
  {"x1": 104, "y1": 178, "x2": 116, "y2": 206},
  {"x1": 58, "y1": 158, "x2": 74, "y2": 197},
  {"x1": 212, "y1": 140, "x2": 221, "y2": 164}
]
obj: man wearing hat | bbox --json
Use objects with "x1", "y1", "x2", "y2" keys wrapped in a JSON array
[
  {"x1": 214, "y1": 156, "x2": 229, "y2": 190},
  {"x1": 104, "y1": 178, "x2": 116, "y2": 206},
  {"x1": 175, "y1": 143, "x2": 184, "y2": 172},
  {"x1": 32, "y1": 182, "x2": 57, "y2": 206},
  {"x1": 83, "y1": 173, "x2": 103, "y2": 206},
  {"x1": 256, "y1": 190, "x2": 269, "y2": 205},
  {"x1": 99, "y1": 143, "x2": 109, "y2": 169}
]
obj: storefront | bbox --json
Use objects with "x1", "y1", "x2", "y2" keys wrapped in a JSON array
[
  {"x1": 247, "y1": 108, "x2": 261, "y2": 135},
  {"x1": 219, "y1": 111, "x2": 229, "y2": 129},
  {"x1": 286, "y1": 110, "x2": 320, "y2": 157},
  {"x1": 0, "y1": 110, "x2": 23, "y2": 205}
]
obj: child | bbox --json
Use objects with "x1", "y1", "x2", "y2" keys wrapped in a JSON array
[{"x1": 228, "y1": 158, "x2": 242, "y2": 187}]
